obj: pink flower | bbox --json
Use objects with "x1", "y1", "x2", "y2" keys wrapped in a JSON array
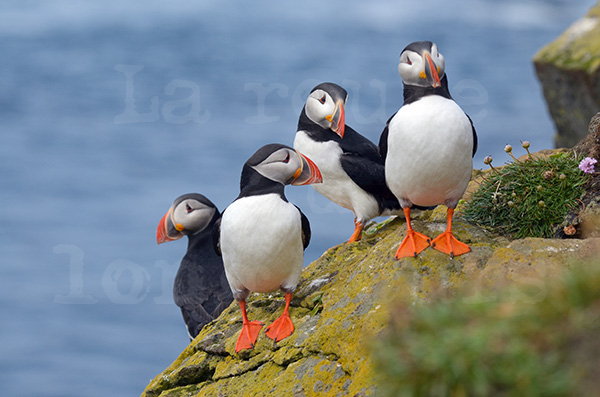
[{"x1": 579, "y1": 157, "x2": 597, "y2": 174}]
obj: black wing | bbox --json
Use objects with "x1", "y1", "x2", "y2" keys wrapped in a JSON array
[
  {"x1": 212, "y1": 216, "x2": 222, "y2": 256},
  {"x1": 467, "y1": 114, "x2": 478, "y2": 157},
  {"x1": 378, "y1": 112, "x2": 396, "y2": 162},
  {"x1": 180, "y1": 306, "x2": 212, "y2": 340},
  {"x1": 174, "y1": 245, "x2": 233, "y2": 339},
  {"x1": 340, "y1": 152, "x2": 386, "y2": 196},
  {"x1": 295, "y1": 205, "x2": 311, "y2": 250},
  {"x1": 338, "y1": 125, "x2": 399, "y2": 211}
]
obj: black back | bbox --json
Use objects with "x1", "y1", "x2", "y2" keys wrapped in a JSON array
[
  {"x1": 173, "y1": 205, "x2": 233, "y2": 339},
  {"x1": 299, "y1": 109, "x2": 401, "y2": 213}
]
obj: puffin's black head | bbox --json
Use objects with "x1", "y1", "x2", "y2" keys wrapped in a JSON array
[
  {"x1": 398, "y1": 41, "x2": 446, "y2": 88},
  {"x1": 303, "y1": 82, "x2": 347, "y2": 138},
  {"x1": 241, "y1": 143, "x2": 322, "y2": 191},
  {"x1": 157, "y1": 193, "x2": 219, "y2": 244}
]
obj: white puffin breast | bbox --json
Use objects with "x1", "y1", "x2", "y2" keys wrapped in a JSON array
[
  {"x1": 220, "y1": 194, "x2": 304, "y2": 294},
  {"x1": 385, "y1": 95, "x2": 473, "y2": 207},
  {"x1": 294, "y1": 130, "x2": 380, "y2": 221}
]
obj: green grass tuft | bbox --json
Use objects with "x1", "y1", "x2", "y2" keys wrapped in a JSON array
[
  {"x1": 463, "y1": 151, "x2": 588, "y2": 238},
  {"x1": 372, "y1": 260, "x2": 600, "y2": 396}
]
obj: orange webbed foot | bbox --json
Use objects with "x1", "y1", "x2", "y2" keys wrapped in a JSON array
[
  {"x1": 431, "y1": 231, "x2": 470, "y2": 258},
  {"x1": 265, "y1": 292, "x2": 294, "y2": 343},
  {"x1": 235, "y1": 320, "x2": 264, "y2": 352},
  {"x1": 265, "y1": 312, "x2": 294, "y2": 342},
  {"x1": 395, "y1": 229, "x2": 431, "y2": 259}
]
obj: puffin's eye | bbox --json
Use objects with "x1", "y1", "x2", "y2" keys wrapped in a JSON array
[
  {"x1": 185, "y1": 204, "x2": 193, "y2": 213},
  {"x1": 406, "y1": 58, "x2": 412, "y2": 65},
  {"x1": 319, "y1": 95, "x2": 326, "y2": 104},
  {"x1": 283, "y1": 153, "x2": 290, "y2": 163}
]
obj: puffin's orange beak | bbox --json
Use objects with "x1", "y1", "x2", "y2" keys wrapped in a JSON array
[
  {"x1": 156, "y1": 208, "x2": 184, "y2": 244},
  {"x1": 326, "y1": 99, "x2": 345, "y2": 138},
  {"x1": 422, "y1": 52, "x2": 441, "y2": 88},
  {"x1": 292, "y1": 152, "x2": 323, "y2": 185}
]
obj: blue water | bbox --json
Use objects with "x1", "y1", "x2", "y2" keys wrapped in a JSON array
[{"x1": 1, "y1": 0, "x2": 594, "y2": 395}]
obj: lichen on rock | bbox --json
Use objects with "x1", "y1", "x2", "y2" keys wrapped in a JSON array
[
  {"x1": 141, "y1": 198, "x2": 600, "y2": 396},
  {"x1": 372, "y1": 251, "x2": 600, "y2": 397},
  {"x1": 533, "y1": 2, "x2": 600, "y2": 147}
]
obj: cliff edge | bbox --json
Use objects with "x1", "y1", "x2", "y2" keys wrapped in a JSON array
[
  {"x1": 141, "y1": 203, "x2": 599, "y2": 396},
  {"x1": 534, "y1": 2, "x2": 600, "y2": 147}
]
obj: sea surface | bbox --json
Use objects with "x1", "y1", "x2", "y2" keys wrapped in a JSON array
[{"x1": 0, "y1": 0, "x2": 594, "y2": 395}]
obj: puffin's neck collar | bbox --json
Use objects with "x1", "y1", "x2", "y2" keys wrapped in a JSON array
[{"x1": 403, "y1": 75, "x2": 452, "y2": 105}]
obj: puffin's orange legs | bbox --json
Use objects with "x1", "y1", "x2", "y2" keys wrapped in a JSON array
[
  {"x1": 235, "y1": 300, "x2": 264, "y2": 353},
  {"x1": 265, "y1": 292, "x2": 295, "y2": 343},
  {"x1": 348, "y1": 219, "x2": 364, "y2": 243},
  {"x1": 431, "y1": 208, "x2": 470, "y2": 258},
  {"x1": 395, "y1": 207, "x2": 431, "y2": 259}
]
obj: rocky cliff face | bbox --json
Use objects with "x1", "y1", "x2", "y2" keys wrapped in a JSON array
[
  {"x1": 533, "y1": 2, "x2": 600, "y2": 147},
  {"x1": 141, "y1": 10, "x2": 600, "y2": 390},
  {"x1": 141, "y1": 204, "x2": 600, "y2": 396}
]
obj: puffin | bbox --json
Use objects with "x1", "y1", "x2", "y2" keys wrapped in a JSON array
[
  {"x1": 215, "y1": 143, "x2": 322, "y2": 352},
  {"x1": 293, "y1": 82, "x2": 402, "y2": 242},
  {"x1": 157, "y1": 193, "x2": 233, "y2": 339},
  {"x1": 380, "y1": 41, "x2": 478, "y2": 259}
]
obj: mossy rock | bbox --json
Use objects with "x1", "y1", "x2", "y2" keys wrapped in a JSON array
[
  {"x1": 372, "y1": 254, "x2": 600, "y2": 396},
  {"x1": 141, "y1": 205, "x2": 600, "y2": 396},
  {"x1": 533, "y1": 2, "x2": 600, "y2": 147}
]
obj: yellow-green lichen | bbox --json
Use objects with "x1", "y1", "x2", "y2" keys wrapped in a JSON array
[
  {"x1": 534, "y1": 3, "x2": 600, "y2": 74},
  {"x1": 372, "y1": 258, "x2": 600, "y2": 396},
  {"x1": 142, "y1": 207, "x2": 600, "y2": 397}
]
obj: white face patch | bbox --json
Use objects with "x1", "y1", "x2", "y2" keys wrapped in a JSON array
[
  {"x1": 397, "y1": 45, "x2": 446, "y2": 87},
  {"x1": 305, "y1": 89, "x2": 336, "y2": 130},
  {"x1": 398, "y1": 50, "x2": 423, "y2": 85},
  {"x1": 430, "y1": 43, "x2": 445, "y2": 78},
  {"x1": 172, "y1": 199, "x2": 216, "y2": 233},
  {"x1": 250, "y1": 148, "x2": 303, "y2": 184}
]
